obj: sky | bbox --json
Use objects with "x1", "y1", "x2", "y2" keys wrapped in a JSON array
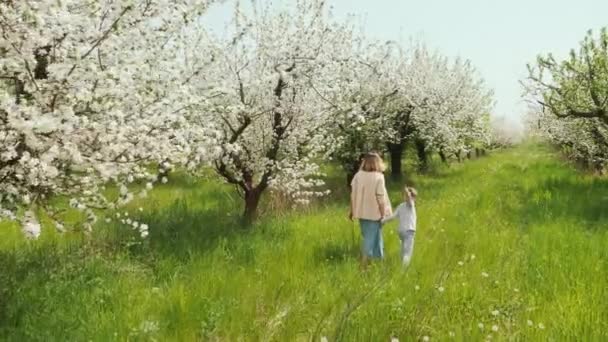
[{"x1": 205, "y1": 0, "x2": 608, "y2": 126}]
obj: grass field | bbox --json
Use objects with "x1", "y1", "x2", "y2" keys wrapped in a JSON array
[{"x1": 1, "y1": 143, "x2": 607, "y2": 341}]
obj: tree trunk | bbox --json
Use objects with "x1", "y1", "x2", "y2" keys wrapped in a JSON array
[
  {"x1": 346, "y1": 159, "x2": 361, "y2": 188},
  {"x1": 243, "y1": 188, "x2": 263, "y2": 225},
  {"x1": 158, "y1": 158, "x2": 172, "y2": 180},
  {"x1": 415, "y1": 139, "x2": 428, "y2": 171},
  {"x1": 595, "y1": 164, "x2": 603, "y2": 175},
  {"x1": 387, "y1": 142, "x2": 404, "y2": 180},
  {"x1": 475, "y1": 148, "x2": 481, "y2": 158},
  {"x1": 34, "y1": 46, "x2": 50, "y2": 80},
  {"x1": 438, "y1": 149, "x2": 448, "y2": 163},
  {"x1": 467, "y1": 151, "x2": 472, "y2": 160},
  {"x1": 14, "y1": 78, "x2": 25, "y2": 104}
]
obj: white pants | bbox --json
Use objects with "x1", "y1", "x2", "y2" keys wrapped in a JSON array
[{"x1": 398, "y1": 230, "x2": 415, "y2": 266}]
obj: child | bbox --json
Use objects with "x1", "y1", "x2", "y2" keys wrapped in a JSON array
[{"x1": 381, "y1": 186, "x2": 417, "y2": 266}]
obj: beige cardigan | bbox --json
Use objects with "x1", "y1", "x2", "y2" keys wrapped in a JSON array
[{"x1": 350, "y1": 171, "x2": 392, "y2": 221}]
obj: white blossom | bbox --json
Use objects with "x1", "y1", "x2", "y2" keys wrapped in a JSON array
[
  {"x1": 1, "y1": 0, "x2": 220, "y2": 234},
  {"x1": 21, "y1": 210, "x2": 41, "y2": 239},
  {"x1": 199, "y1": 0, "x2": 355, "y2": 219}
]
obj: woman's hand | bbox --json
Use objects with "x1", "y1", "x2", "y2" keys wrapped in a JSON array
[{"x1": 379, "y1": 206, "x2": 387, "y2": 220}]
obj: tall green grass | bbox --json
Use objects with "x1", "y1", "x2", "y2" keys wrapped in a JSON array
[{"x1": 1, "y1": 143, "x2": 607, "y2": 341}]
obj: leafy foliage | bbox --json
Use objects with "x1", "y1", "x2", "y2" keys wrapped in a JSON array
[{"x1": 526, "y1": 28, "x2": 608, "y2": 170}]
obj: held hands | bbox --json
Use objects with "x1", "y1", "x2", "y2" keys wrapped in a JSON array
[
  {"x1": 380, "y1": 217, "x2": 387, "y2": 226},
  {"x1": 380, "y1": 209, "x2": 388, "y2": 225}
]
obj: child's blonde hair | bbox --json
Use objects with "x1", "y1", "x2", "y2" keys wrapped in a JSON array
[
  {"x1": 359, "y1": 152, "x2": 386, "y2": 173},
  {"x1": 403, "y1": 186, "x2": 417, "y2": 201}
]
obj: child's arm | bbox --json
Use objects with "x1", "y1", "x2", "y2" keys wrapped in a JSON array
[
  {"x1": 411, "y1": 203, "x2": 417, "y2": 229},
  {"x1": 381, "y1": 204, "x2": 400, "y2": 224}
]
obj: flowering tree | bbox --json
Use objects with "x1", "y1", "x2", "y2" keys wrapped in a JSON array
[
  {"x1": 323, "y1": 40, "x2": 401, "y2": 185},
  {"x1": 380, "y1": 44, "x2": 443, "y2": 173},
  {"x1": 528, "y1": 106, "x2": 608, "y2": 171},
  {"x1": 327, "y1": 42, "x2": 494, "y2": 179},
  {"x1": 387, "y1": 45, "x2": 493, "y2": 171},
  {"x1": 1, "y1": 0, "x2": 497, "y2": 233},
  {"x1": 527, "y1": 28, "x2": 608, "y2": 124},
  {"x1": 375, "y1": 44, "x2": 414, "y2": 179},
  {"x1": 424, "y1": 58, "x2": 493, "y2": 162},
  {"x1": 526, "y1": 28, "x2": 608, "y2": 170},
  {"x1": 0, "y1": 0, "x2": 219, "y2": 236},
  {"x1": 199, "y1": 0, "x2": 354, "y2": 222}
]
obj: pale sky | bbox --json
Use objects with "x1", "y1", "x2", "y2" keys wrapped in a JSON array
[{"x1": 206, "y1": 0, "x2": 608, "y2": 125}]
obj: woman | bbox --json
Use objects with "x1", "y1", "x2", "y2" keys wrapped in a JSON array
[{"x1": 349, "y1": 152, "x2": 392, "y2": 267}]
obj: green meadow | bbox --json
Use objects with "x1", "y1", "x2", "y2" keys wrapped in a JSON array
[{"x1": 1, "y1": 143, "x2": 607, "y2": 341}]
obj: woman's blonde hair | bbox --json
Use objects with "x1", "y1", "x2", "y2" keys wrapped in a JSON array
[{"x1": 359, "y1": 152, "x2": 386, "y2": 173}]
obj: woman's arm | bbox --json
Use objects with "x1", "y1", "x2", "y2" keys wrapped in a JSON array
[
  {"x1": 375, "y1": 175, "x2": 390, "y2": 218},
  {"x1": 349, "y1": 189, "x2": 355, "y2": 221},
  {"x1": 349, "y1": 174, "x2": 357, "y2": 221}
]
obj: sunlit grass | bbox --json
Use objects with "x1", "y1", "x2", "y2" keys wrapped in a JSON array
[{"x1": 1, "y1": 143, "x2": 607, "y2": 341}]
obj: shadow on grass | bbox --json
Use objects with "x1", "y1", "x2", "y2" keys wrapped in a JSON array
[
  {"x1": 313, "y1": 240, "x2": 360, "y2": 265},
  {"x1": 519, "y1": 177, "x2": 608, "y2": 230},
  {"x1": 0, "y1": 242, "x2": 114, "y2": 339},
  {"x1": 120, "y1": 202, "x2": 247, "y2": 261},
  {"x1": 106, "y1": 183, "x2": 296, "y2": 270},
  {"x1": 478, "y1": 153, "x2": 608, "y2": 231}
]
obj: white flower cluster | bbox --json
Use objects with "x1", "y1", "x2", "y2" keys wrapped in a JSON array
[
  {"x1": 115, "y1": 211, "x2": 149, "y2": 238},
  {"x1": 1, "y1": 0, "x2": 219, "y2": 233},
  {"x1": 327, "y1": 41, "x2": 494, "y2": 174}
]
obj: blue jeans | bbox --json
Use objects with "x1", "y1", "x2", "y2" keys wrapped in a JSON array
[{"x1": 359, "y1": 219, "x2": 383, "y2": 259}]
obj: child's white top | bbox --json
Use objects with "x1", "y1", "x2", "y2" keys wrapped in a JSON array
[{"x1": 381, "y1": 201, "x2": 416, "y2": 231}]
